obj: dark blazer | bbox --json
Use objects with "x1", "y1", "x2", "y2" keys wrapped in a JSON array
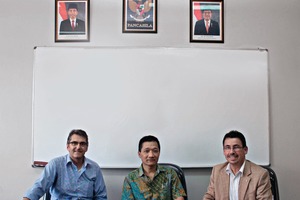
[
  {"x1": 59, "y1": 19, "x2": 85, "y2": 35},
  {"x1": 203, "y1": 160, "x2": 272, "y2": 200},
  {"x1": 194, "y1": 19, "x2": 220, "y2": 35}
]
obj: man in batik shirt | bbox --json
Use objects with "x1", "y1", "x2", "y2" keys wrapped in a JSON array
[{"x1": 121, "y1": 135, "x2": 186, "y2": 200}]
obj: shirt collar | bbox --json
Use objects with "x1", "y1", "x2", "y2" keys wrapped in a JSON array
[
  {"x1": 226, "y1": 161, "x2": 246, "y2": 176},
  {"x1": 138, "y1": 164, "x2": 165, "y2": 177},
  {"x1": 66, "y1": 154, "x2": 88, "y2": 167}
]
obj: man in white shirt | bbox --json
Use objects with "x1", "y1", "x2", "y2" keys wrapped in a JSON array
[
  {"x1": 203, "y1": 130, "x2": 272, "y2": 200},
  {"x1": 59, "y1": 3, "x2": 85, "y2": 35},
  {"x1": 194, "y1": 8, "x2": 220, "y2": 35}
]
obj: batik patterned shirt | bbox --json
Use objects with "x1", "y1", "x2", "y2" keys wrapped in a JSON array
[{"x1": 121, "y1": 164, "x2": 186, "y2": 200}]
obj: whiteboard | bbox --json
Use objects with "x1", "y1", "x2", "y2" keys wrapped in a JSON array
[{"x1": 32, "y1": 47, "x2": 269, "y2": 168}]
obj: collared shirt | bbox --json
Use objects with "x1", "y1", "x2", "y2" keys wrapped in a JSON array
[
  {"x1": 121, "y1": 164, "x2": 186, "y2": 200},
  {"x1": 205, "y1": 20, "x2": 211, "y2": 27},
  {"x1": 70, "y1": 18, "x2": 77, "y2": 27},
  {"x1": 24, "y1": 154, "x2": 107, "y2": 200},
  {"x1": 226, "y1": 161, "x2": 246, "y2": 200}
]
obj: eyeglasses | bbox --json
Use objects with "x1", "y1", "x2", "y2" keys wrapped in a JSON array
[
  {"x1": 223, "y1": 145, "x2": 243, "y2": 151},
  {"x1": 69, "y1": 141, "x2": 88, "y2": 147}
]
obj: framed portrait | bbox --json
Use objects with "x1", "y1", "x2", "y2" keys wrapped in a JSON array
[
  {"x1": 122, "y1": 0, "x2": 157, "y2": 33},
  {"x1": 55, "y1": 0, "x2": 90, "y2": 42},
  {"x1": 190, "y1": 0, "x2": 224, "y2": 43}
]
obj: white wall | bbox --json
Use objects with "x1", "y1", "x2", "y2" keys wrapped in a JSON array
[{"x1": 0, "y1": 0, "x2": 299, "y2": 199}]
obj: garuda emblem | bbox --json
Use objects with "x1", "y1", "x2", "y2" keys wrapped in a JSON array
[{"x1": 128, "y1": 0, "x2": 153, "y2": 22}]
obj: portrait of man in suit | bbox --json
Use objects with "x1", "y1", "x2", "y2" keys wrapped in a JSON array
[
  {"x1": 194, "y1": 8, "x2": 220, "y2": 36},
  {"x1": 59, "y1": 3, "x2": 85, "y2": 35}
]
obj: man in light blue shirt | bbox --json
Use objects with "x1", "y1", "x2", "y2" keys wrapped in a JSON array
[{"x1": 23, "y1": 129, "x2": 107, "y2": 200}]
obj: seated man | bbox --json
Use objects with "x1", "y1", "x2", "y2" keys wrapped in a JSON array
[
  {"x1": 121, "y1": 135, "x2": 186, "y2": 200},
  {"x1": 23, "y1": 129, "x2": 107, "y2": 200},
  {"x1": 203, "y1": 130, "x2": 272, "y2": 200}
]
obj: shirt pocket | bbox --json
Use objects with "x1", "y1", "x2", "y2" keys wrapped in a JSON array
[{"x1": 80, "y1": 173, "x2": 96, "y2": 197}]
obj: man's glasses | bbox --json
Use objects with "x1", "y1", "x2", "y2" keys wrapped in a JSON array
[
  {"x1": 69, "y1": 141, "x2": 88, "y2": 147},
  {"x1": 223, "y1": 145, "x2": 243, "y2": 151}
]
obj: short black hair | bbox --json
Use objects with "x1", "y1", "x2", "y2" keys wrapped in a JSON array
[
  {"x1": 201, "y1": 9, "x2": 212, "y2": 12},
  {"x1": 67, "y1": 129, "x2": 89, "y2": 145},
  {"x1": 138, "y1": 135, "x2": 160, "y2": 152},
  {"x1": 68, "y1": 3, "x2": 78, "y2": 10},
  {"x1": 222, "y1": 130, "x2": 247, "y2": 147}
]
